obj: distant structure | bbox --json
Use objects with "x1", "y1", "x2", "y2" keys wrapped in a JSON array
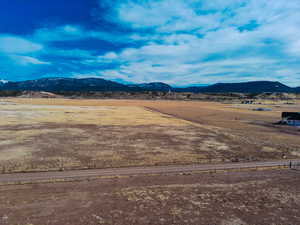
[
  {"x1": 253, "y1": 108, "x2": 272, "y2": 111},
  {"x1": 241, "y1": 100, "x2": 254, "y2": 104},
  {"x1": 281, "y1": 112, "x2": 300, "y2": 126}
]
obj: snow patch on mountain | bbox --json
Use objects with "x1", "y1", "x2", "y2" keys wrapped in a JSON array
[{"x1": 0, "y1": 79, "x2": 8, "y2": 84}]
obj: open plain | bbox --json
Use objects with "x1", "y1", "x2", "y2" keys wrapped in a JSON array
[
  {"x1": 1, "y1": 169, "x2": 300, "y2": 225},
  {"x1": 0, "y1": 98, "x2": 300, "y2": 173},
  {"x1": 0, "y1": 97, "x2": 300, "y2": 225}
]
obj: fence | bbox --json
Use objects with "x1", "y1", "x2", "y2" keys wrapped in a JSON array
[{"x1": 289, "y1": 161, "x2": 300, "y2": 170}]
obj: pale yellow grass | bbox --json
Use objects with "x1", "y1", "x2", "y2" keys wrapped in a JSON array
[
  {"x1": 6, "y1": 97, "x2": 297, "y2": 119},
  {"x1": 1, "y1": 98, "x2": 298, "y2": 173},
  {"x1": 0, "y1": 103, "x2": 190, "y2": 126},
  {"x1": 0, "y1": 147, "x2": 31, "y2": 161},
  {"x1": 0, "y1": 100, "x2": 209, "y2": 172}
]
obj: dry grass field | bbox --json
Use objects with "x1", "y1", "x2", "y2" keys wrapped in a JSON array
[
  {"x1": 0, "y1": 98, "x2": 299, "y2": 173},
  {"x1": 1, "y1": 169, "x2": 299, "y2": 225}
]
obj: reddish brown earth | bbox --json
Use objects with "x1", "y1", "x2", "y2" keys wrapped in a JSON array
[{"x1": 0, "y1": 169, "x2": 299, "y2": 225}]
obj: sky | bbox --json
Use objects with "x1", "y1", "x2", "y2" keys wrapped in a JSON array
[{"x1": 0, "y1": 0, "x2": 300, "y2": 86}]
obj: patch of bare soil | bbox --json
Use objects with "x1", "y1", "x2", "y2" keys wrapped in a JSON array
[
  {"x1": 143, "y1": 101, "x2": 300, "y2": 159},
  {"x1": 0, "y1": 170, "x2": 299, "y2": 225},
  {"x1": 1, "y1": 122, "x2": 296, "y2": 173},
  {"x1": 1, "y1": 98, "x2": 299, "y2": 173}
]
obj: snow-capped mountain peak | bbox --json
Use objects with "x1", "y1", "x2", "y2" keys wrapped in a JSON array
[{"x1": 0, "y1": 79, "x2": 8, "y2": 84}]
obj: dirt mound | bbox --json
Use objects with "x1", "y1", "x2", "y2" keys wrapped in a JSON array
[
  {"x1": 19, "y1": 91, "x2": 61, "y2": 98},
  {"x1": 255, "y1": 92, "x2": 297, "y2": 100}
]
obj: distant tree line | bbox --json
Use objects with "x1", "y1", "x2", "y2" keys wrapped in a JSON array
[{"x1": 0, "y1": 91, "x2": 22, "y2": 97}]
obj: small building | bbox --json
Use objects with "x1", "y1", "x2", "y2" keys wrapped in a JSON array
[
  {"x1": 253, "y1": 107, "x2": 272, "y2": 111},
  {"x1": 282, "y1": 112, "x2": 300, "y2": 126},
  {"x1": 241, "y1": 100, "x2": 254, "y2": 104}
]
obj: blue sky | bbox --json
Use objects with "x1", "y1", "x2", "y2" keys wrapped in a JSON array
[{"x1": 0, "y1": 0, "x2": 300, "y2": 86}]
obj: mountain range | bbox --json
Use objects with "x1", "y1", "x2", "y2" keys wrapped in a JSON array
[
  {"x1": 0, "y1": 78, "x2": 299, "y2": 93},
  {"x1": 177, "y1": 81, "x2": 300, "y2": 93}
]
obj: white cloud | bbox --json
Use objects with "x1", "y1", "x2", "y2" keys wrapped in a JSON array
[
  {"x1": 101, "y1": 52, "x2": 118, "y2": 60},
  {"x1": 32, "y1": 24, "x2": 134, "y2": 43},
  {"x1": 112, "y1": 0, "x2": 243, "y2": 33},
  {"x1": 0, "y1": 35, "x2": 49, "y2": 74},
  {"x1": 90, "y1": 0, "x2": 300, "y2": 86},
  {"x1": 288, "y1": 40, "x2": 300, "y2": 57},
  {"x1": 0, "y1": 35, "x2": 43, "y2": 54},
  {"x1": 44, "y1": 48, "x2": 94, "y2": 59},
  {"x1": 33, "y1": 25, "x2": 86, "y2": 42},
  {"x1": 82, "y1": 56, "x2": 294, "y2": 85},
  {"x1": 117, "y1": 0, "x2": 195, "y2": 29},
  {"x1": 11, "y1": 55, "x2": 50, "y2": 65},
  {"x1": 2, "y1": 0, "x2": 299, "y2": 85}
]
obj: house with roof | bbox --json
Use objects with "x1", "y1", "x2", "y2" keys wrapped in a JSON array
[{"x1": 281, "y1": 112, "x2": 300, "y2": 126}]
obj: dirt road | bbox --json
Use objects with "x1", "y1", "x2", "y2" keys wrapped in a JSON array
[{"x1": 0, "y1": 160, "x2": 298, "y2": 185}]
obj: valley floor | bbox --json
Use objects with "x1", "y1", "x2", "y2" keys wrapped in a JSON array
[
  {"x1": 0, "y1": 98, "x2": 300, "y2": 225},
  {"x1": 0, "y1": 98, "x2": 299, "y2": 173}
]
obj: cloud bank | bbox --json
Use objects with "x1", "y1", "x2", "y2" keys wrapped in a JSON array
[{"x1": 0, "y1": 0, "x2": 300, "y2": 86}]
